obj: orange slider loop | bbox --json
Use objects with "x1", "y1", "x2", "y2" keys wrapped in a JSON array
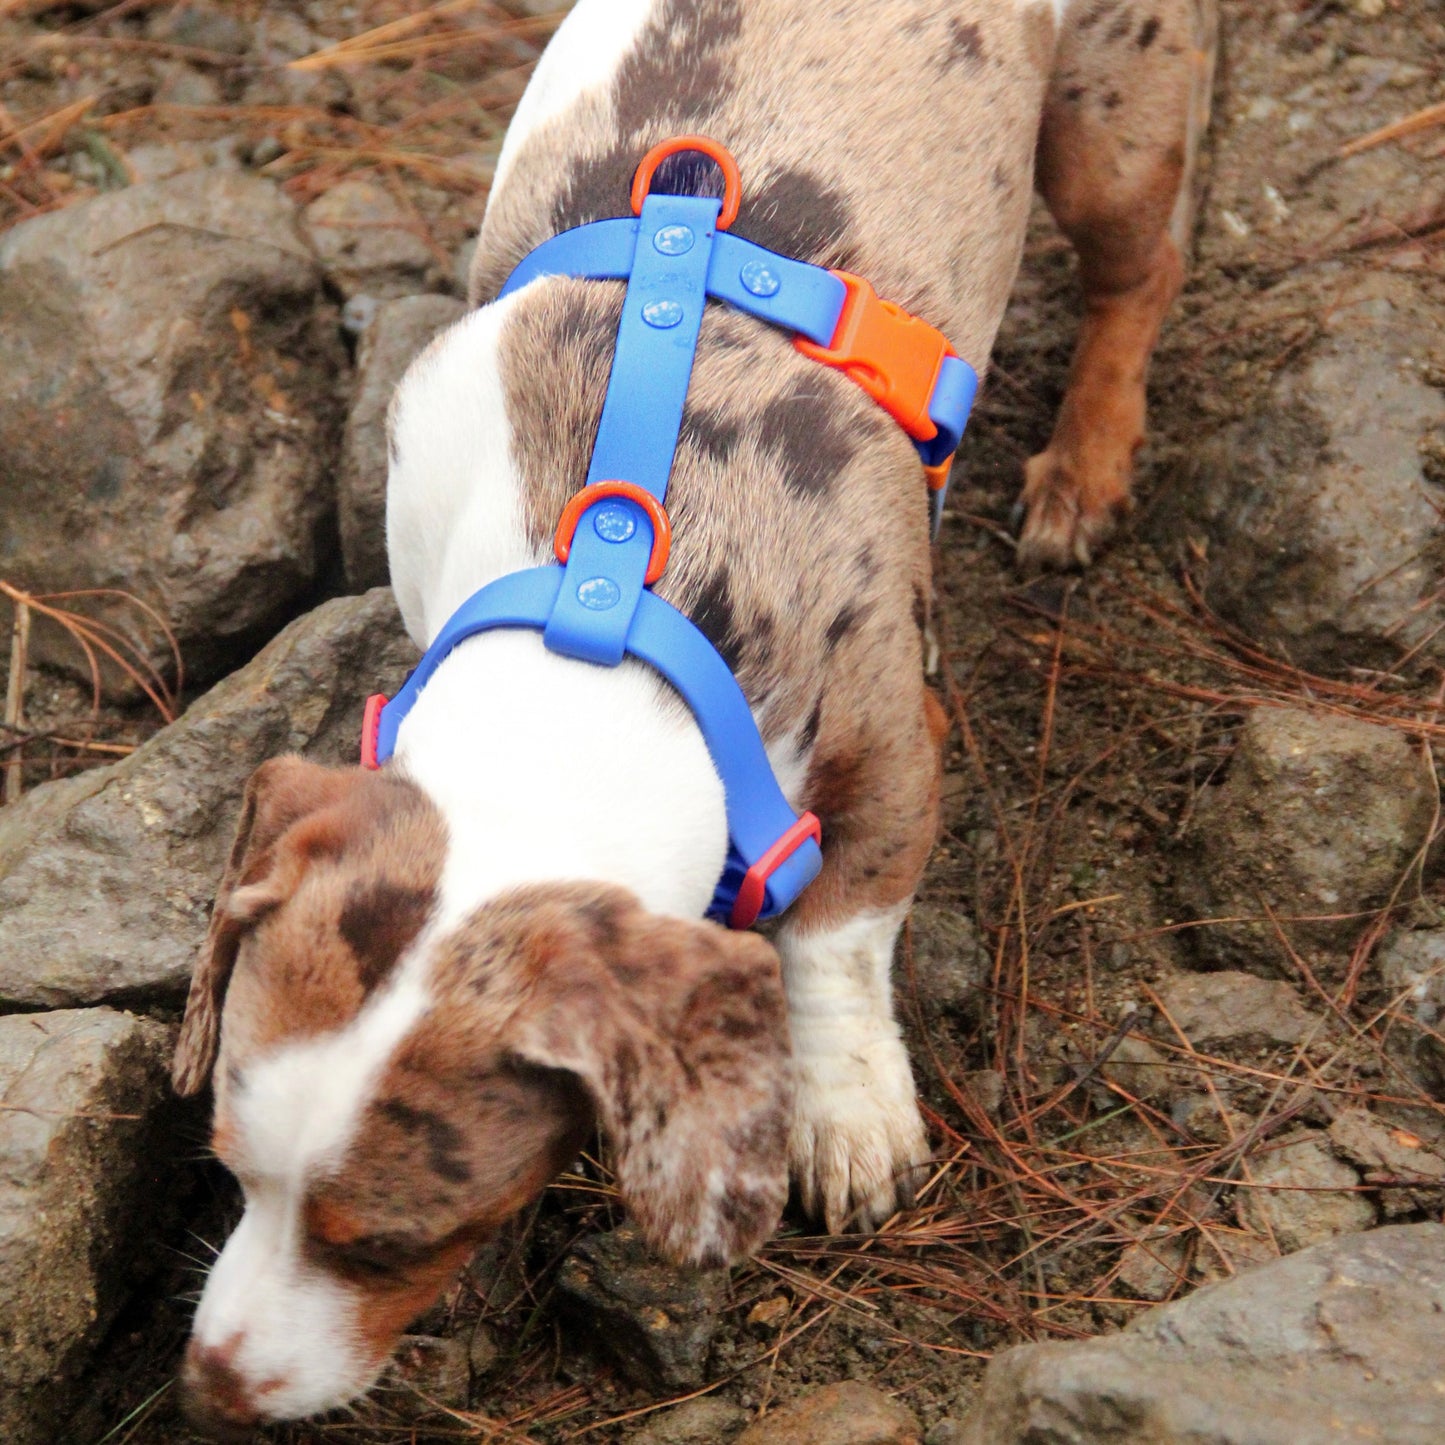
[
  {"x1": 554, "y1": 481, "x2": 672, "y2": 585},
  {"x1": 795, "y1": 271, "x2": 953, "y2": 446}
]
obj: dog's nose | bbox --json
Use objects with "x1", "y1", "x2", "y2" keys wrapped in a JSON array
[{"x1": 179, "y1": 1336, "x2": 262, "y2": 1442}]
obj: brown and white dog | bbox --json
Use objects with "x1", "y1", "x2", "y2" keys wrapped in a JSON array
[{"x1": 173, "y1": 0, "x2": 1214, "y2": 1432}]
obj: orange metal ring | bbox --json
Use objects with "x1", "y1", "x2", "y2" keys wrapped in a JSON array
[
  {"x1": 630, "y1": 135, "x2": 742, "y2": 231},
  {"x1": 554, "y1": 482, "x2": 672, "y2": 585}
]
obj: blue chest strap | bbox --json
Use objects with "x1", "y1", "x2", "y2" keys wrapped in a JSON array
[{"x1": 362, "y1": 139, "x2": 979, "y2": 929}]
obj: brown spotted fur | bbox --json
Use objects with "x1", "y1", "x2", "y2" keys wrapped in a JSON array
[
  {"x1": 315, "y1": 882, "x2": 793, "y2": 1268},
  {"x1": 474, "y1": 0, "x2": 1215, "y2": 932},
  {"x1": 173, "y1": 757, "x2": 446, "y2": 1097}
]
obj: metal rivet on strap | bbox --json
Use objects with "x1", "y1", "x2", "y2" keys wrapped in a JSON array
[
  {"x1": 576, "y1": 577, "x2": 622, "y2": 610},
  {"x1": 641, "y1": 298, "x2": 684, "y2": 329},
  {"x1": 740, "y1": 259, "x2": 781, "y2": 298},
  {"x1": 593, "y1": 504, "x2": 637, "y2": 544},
  {"x1": 653, "y1": 224, "x2": 695, "y2": 256}
]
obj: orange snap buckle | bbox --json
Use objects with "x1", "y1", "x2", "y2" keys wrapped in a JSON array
[
  {"x1": 729, "y1": 812, "x2": 823, "y2": 931},
  {"x1": 922, "y1": 458, "x2": 953, "y2": 493},
  {"x1": 554, "y1": 481, "x2": 672, "y2": 585},
  {"x1": 795, "y1": 272, "x2": 951, "y2": 443},
  {"x1": 631, "y1": 135, "x2": 742, "y2": 231}
]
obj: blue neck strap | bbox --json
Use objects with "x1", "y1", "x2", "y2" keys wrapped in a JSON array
[{"x1": 364, "y1": 172, "x2": 979, "y2": 928}]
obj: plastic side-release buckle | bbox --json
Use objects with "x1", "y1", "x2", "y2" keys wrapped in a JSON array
[
  {"x1": 729, "y1": 812, "x2": 823, "y2": 930},
  {"x1": 795, "y1": 271, "x2": 952, "y2": 443},
  {"x1": 360, "y1": 694, "x2": 386, "y2": 770}
]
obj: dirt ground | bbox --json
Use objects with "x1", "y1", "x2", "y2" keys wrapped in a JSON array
[{"x1": 3, "y1": 1, "x2": 1445, "y2": 1442}]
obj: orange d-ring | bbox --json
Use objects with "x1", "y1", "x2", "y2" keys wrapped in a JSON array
[
  {"x1": 554, "y1": 481, "x2": 672, "y2": 585},
  {"x1": 630, "y1": 135, "x2": 742, "y2": 231}
]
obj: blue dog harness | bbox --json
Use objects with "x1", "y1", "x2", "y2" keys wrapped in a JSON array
[{"x1": 362, "y1": 137, "x2": 977, "y2": 929}]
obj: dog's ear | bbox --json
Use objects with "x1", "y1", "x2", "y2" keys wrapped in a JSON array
[
  {"x1": 172, "y1": 756, "x2": 359, "y2": 1096},
  {"x1": 496, "y1": 888, "x2": 794, "y2": 1267}
]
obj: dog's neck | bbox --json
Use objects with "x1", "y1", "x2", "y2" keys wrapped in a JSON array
[{"x1": 393, "y1": 626, "x2": 729, "y2": 932}]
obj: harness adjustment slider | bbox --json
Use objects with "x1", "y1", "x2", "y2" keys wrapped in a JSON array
[{"x1": 796, "y1": 270, "x2": 954, "y2": 445}]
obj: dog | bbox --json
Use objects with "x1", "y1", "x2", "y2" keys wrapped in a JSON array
[{"x1": 172, "y1": 0, "x2": 1214, "y2": 1432}]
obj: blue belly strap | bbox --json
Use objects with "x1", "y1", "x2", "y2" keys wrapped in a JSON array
[{"x1": 361, "y1": 137, "x2": 978, "y2": 929}]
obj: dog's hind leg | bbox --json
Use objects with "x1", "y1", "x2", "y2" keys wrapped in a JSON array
[
  {"x1": 776, "y1": 687, "x2": 949, "y2": 1234},
  {"x1": 1017, "y1": 0, "x2": 1217, "y2": 571}
]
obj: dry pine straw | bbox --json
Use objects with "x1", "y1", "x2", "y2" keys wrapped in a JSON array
[{"x1": 7, "y1": 4, "x2": 1444, "y2": 1441}]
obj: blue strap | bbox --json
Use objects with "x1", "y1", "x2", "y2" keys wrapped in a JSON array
[
  {"x1": 498, "y1": 219, "x2": 848, "y2": 349},
  {"x1": 497, "y1": 219, "x2": 977, "y2": 493},
  {"x1": 545, "y1": 193, "x2": 721, "y2": 666},
  {"x1": 372, "y1": 569, "x2": 822, "y2": 923},
  {"x1": 374, "y1": 190, "x2": 982, "y2": 926},
  {"x1": 923, "y1": 354, "x2": 978, "y2": 468}
]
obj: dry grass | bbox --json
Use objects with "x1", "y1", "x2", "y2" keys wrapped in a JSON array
[
  {"x1": 0, "y1": 1, "x2": 564, "y2": 235},
  {"x1": 0, "y1": 579, "x2": 180, "y2": 799},
  {"x1": 9, "y1": 4, "x2": 1443, "y2": 1442},
  {"x1": 99, "y1": 570, "x2": 1434, "y2": 1445}
]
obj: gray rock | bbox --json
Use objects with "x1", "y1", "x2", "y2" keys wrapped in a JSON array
[
  {"x1": 1153, "y1": 970, "x2": 1317, "y2": 1049},
  {"x1": 0, "y1": 589, "x2": 417, "y2": 1008},
  {"x1": 907, "y1": 904, "x2": 988, "y2": 1021},
  {"x1": 923, "y1": 1424, "x2": 966, "y2": 1445},
  {"x1": 557, "y1": 1224, "x2": 729, "y2": 1392},
  {"x1": 150, "y1": 62, "x2": 223, "y2": 109},
  {"x1": 1174, "y1": 707, "x2": 1432, "y2": 973},
  {"x1": 303, "y1": 179, "x2": 435, "y2": 298},
  {"x1": 0, "y1": 1008, "x2": 175, "y2": 1445},
  {"x1": 1116, "y1": 1227, "x2": 1190, "y2": 1301},
  {"x1": 147, "y1": 3, "x2": 251, "y2": 55},
  {"x1": 1237, "y1": 1132, "x2": 1376, "y2": 1252},
  {"x1": 1156, "y1": 275, "x2": 1445, "y2": 673},
  {"x1": 1097, "y1": 1034, "x2": 1176, "y2": 1104},
  {"x1": 1378, "y1": 928, "x2": 1445, "y2": 1088},
  {"x1": 388, "y1": 1334, "x2": 471, "y2": 1415},
  {"x1": 958, "y1": 1224, "x2": 1445, "y2": 1445},
  {"x1": 1327, "y1": 1107, "x2": 1445, "y2": 1217},
  {"x1": 0, "y1": 170, "x2": 346, "y2": 687},
  {"x1": 340, "y1": 294, "x2": 466, "y2": 589},
  {"x1": 735, "y1": 1382, "x2": 921, "y2": 1445},
  {"x1": 123, "y1": 137, "x2": 244, "y2": 184},
  {"x1": 625, "y1": 1397, "x2": 750, "y2": 1445}
]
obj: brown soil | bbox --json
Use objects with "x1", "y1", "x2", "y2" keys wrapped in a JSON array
[{"x1": 4, "y1": 2, "x2": 1444, "y2": 1442}]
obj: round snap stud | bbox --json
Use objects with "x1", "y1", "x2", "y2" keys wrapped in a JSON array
[
  {"x1": 577, "y1": 577, "x2": 621, "y2": 611},
  {"x1": 740, "y1": 260, "x2": 781, "y2": 298},
  {"x1": 593, "y1": 503, "x2": 636, "y2": 544},
  {"x1": 641, "y1": 298, "x2": 684, "y2": 329},
  {"x1": 653, "y1": 224, "x2": 695, "y2": 256}
]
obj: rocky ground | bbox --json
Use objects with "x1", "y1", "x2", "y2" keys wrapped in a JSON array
[{"x1": 2, "y1": 2, "x2": 1444, "y2": 1443}]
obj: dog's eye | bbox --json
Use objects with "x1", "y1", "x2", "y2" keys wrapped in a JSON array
[{"x1": 316, "y1": 1234, "x2": 438, "y2": 1283}]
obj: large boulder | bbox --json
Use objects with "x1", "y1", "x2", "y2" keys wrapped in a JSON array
[
  {"x1": 0, "y1": 170, "x2": 347, "y2": 687},
  {"x1": 0, "y1": 588, "x2": 416, "y2": 1008},
  {"x1": 0, "y1": 1008, "x2": 175, "y2": 1445},
  {"x1": 1174, "y1": 707, "x2": 1433, "y2": 974},
  {"x1": 1164, "y1": 279, "x2": 1445, "y2": 672},
  {"x1": 1145, "y1": 0, "x2": 1445, "y2": 673},
  {"x1": 339, "y1": 294, "x2": 466, "y2": 590},
  {"x1": 958, "y1": 1224, "x2": 1445, "y2": 1445}
]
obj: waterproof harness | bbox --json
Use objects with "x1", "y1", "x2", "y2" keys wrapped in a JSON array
[{"x1": 361, "y1": 138, "x2": 978, "y2": 929}]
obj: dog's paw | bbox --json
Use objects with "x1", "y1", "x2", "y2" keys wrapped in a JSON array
[
  {"x1": 1016, "y1": 447, "x2": 1131, "y2": 574},
  {"x1": 789, "y1": 1032, "x2": 928, "y2": 1234}
]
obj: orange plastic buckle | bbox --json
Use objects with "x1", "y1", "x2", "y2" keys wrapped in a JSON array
[
  {"x1": 795, "y1": 272, "x2": 952, "y2": 444},
  {"x1": 729, "y1": 812, "x2": 823, "y2": 931},
  {"x1": 360, "y1": 693, "x2": 385, "y2": 771},
  {"x1": 554, "y1": 481, "x2": 672, "y2": 585},
  {"x1": 631, "y1": 135, "x2": 742, "y2": 232},
  {"x1": 922, "y1": 458, "x2": 953, "y2": 494}
]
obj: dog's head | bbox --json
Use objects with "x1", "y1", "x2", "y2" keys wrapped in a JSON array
[{"x1": 173, "y1": 756, "x2": 791, "y2": 1436}]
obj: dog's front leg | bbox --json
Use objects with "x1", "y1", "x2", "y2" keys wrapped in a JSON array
[{"x1": 776, "y1": 904, "x2": 929, "y2": 1234}]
